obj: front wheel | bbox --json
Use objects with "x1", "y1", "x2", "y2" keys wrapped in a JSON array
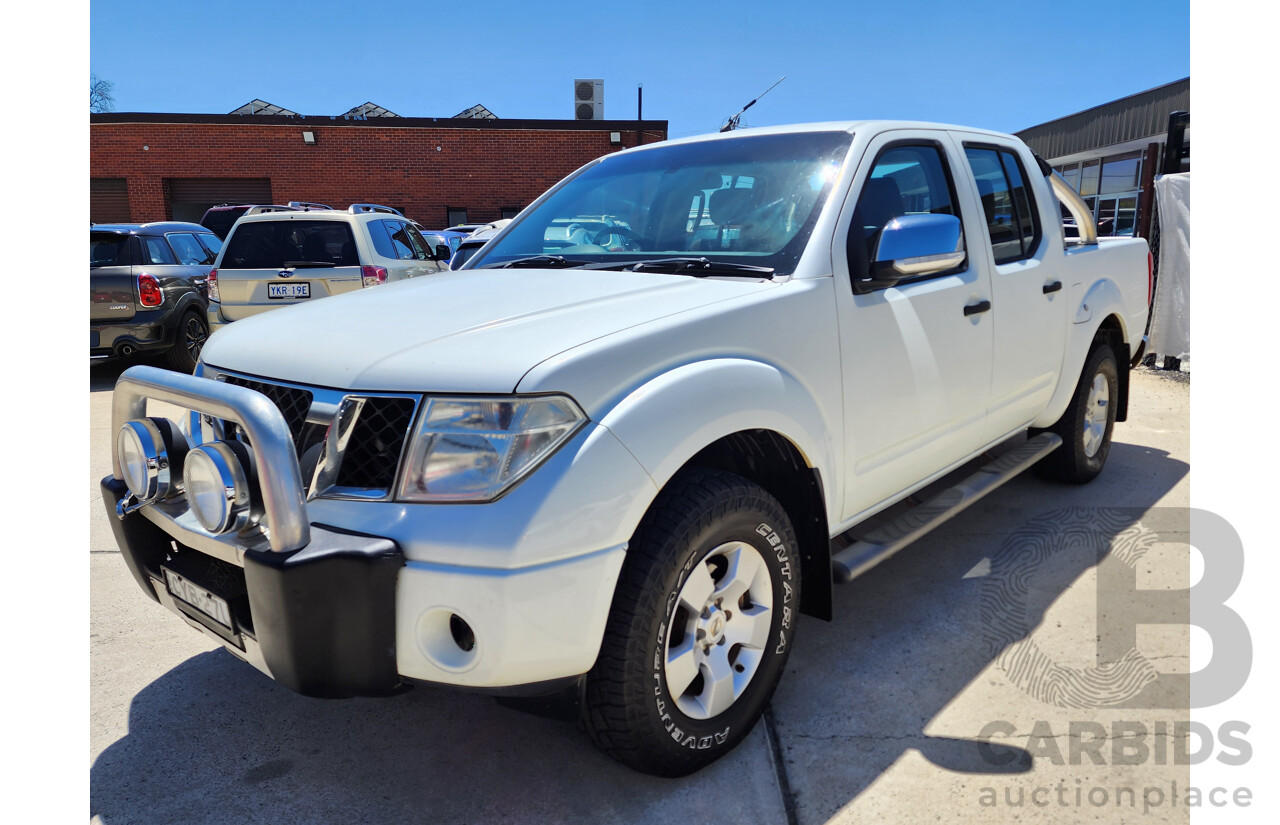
[
  {"x1": 1035, "y1": 343, "x2": 1119, "y2": 483},
  {"x1": 581, "y1": 469, "x2": 800, "y2": 776}
]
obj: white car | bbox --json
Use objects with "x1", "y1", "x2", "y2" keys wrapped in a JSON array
[
  {"x1": 206, "y1": 205, "x2": 448, "y2": 330},
  {"x1": 104, "y1": 120, "x2": 1148, "y2": 777}
]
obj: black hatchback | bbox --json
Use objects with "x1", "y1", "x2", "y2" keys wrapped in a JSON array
[{"x1": 90, "y1": 222, "x2": 222, "y2": 372}]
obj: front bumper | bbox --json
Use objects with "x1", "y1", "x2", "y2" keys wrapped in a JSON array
[
  {"x1": 103, "y1": 365, "x2": 647, "y2": 698},
  {"x1": 103, "y1": 476, "x2": 405, "y2": 697}
]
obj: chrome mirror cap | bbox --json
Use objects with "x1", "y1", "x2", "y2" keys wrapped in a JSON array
[{"x1": 875, "y1": 213, "x2": 966, "y2": 277}]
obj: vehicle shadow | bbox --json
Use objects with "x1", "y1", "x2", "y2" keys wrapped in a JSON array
[
  {"x1": 89, "y1": 442, "x2": 1186, "y2": 825},
  {"x1": 770, "y1": 440, "x2": 1190, "y2": 822}
]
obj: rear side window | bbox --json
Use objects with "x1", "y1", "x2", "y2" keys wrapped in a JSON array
[
  {"x1": 964, "y1": 146, "x2": 1041, "y2": 264},
  {"x1": 222, "y1": 220, "x2": 358, "y2": 269},
  {"x1": 90, "y1": 233, "x2": 130, "y2": 267},
  {"x1": 167, "y1": 232, "x2": 215, "y2": 265},
  {"x1": 142, "y1": 236, "x2": 178, "y2": 265}
]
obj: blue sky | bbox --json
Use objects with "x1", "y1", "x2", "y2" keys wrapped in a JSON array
[{"x1": 90, "y1": 0, "x2": 1189, "y2": 138}]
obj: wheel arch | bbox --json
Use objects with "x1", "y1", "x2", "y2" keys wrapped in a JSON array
[{"x1": 596, "y1": 358, "x2": 838, "y2": 620}]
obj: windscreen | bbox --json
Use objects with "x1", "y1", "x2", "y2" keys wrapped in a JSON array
[
  {"x1": 90, "y1": 232, "x2": 130, "y2": 267},
  {"x1": 221, "y1": 220, "x2": 358, "y2": 269},
  {"x1": 471, "y1": 131, "x2": 852, "y2": 276}
]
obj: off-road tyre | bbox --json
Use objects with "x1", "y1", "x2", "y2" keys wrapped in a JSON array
[
  {"x1": 580, "y1": 468, "x2": 800, "y2": 777},
  {"x1": 1035, "y1": 343, "x2": 1119, "y2": 484}
]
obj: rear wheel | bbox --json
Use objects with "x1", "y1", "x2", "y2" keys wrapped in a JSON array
[
  {"x1": 1035, "y1": 343, "x2": 1118, "y2": 483},
  {"x1": 164, "y1": 310, "x2": 208, "y2": 373},
  {"x1": 581, "y1": 468, "x2": 800, "y2": 776}
]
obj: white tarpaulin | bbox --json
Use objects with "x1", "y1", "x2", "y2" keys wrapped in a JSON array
[{"x1": 1148, "y1": 173, "x2": 1190, "y2": 360}]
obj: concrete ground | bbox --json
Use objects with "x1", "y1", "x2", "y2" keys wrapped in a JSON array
[{"x1": 90, "y1": 361, "x2": 1190, "y2": 825}]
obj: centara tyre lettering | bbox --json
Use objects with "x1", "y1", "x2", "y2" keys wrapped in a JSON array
[{"x1": 582, "y1": 470, "x2": 801, "y2": 777}]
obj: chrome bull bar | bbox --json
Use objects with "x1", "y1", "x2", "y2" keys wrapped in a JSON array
[{"x1": 111, "y1": 364, "x2": 311, "y2": 554}]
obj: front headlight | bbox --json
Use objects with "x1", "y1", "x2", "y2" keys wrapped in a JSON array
[{"x1": 397, "y1": 395, "x2": 586, "y2": 502}]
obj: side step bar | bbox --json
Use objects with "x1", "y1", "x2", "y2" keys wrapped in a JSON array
[{"x1": 831, "y1": 432, "x2": 1063, "y2": 584}]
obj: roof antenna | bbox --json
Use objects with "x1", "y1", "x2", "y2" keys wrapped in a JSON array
[{"x1": 720, "y1": 76, "x2": 786, "y2": 133}]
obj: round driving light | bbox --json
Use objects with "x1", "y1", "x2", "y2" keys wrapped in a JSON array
[
  {"x1": 115, "y1": 418, "x2": 188, "y2": 502},
  {"x1": 184, "y1": 442, "x2": 252, "y2": 534}
]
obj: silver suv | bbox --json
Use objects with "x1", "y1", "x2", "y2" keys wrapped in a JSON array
[{"x1": 207, "y1": 205, "x2": 448, "y2": 330}]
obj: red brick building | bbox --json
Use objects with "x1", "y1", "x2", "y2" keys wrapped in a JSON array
[{"x1": 90, "y1": 112, "x2": 669, "y2": 228}]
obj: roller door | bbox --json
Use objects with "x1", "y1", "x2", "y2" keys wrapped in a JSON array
[
  {"x1": 90, "y1": 178, "x2": 130, "y2": 224},
  {"x1": 168, "y1": 178, "x2": 273, "y2": 223}
]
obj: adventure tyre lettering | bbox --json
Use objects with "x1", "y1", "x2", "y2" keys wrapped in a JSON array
[{"x1": 580, "y1": 468, "x2": 800, "y2": 777}]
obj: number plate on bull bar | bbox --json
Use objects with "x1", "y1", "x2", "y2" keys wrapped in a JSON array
[{"x1": 163, "y1": 568, "x2": 233, "y2": 629}]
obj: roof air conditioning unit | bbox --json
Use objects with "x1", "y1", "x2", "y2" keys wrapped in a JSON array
[{"x1": 574, "y1": 79, "x2": 604, "y2": 120}]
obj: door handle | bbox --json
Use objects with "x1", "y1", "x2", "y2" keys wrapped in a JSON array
[
  {"x1": 963, "y1": 300, "x2": 992, "y2": 317},
  {"x1": 1043, "y1": 281, "x2": 1063, "y2": 295}
]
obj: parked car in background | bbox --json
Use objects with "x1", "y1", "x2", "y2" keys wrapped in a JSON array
[
  {"x1": 90, "y1": 222, "x2": 219, "y2": 371},
  {"x1": 418, "y1": 229, "x2": 471, "y2": 264},
  {"x1": 446, "y1": 220, "x2": 510, "y2": 269},
  {"x1": 200, "y1": 202, "x2": 333, "y2": 240},
  {"x1": 206, "y1": 205, "x2": 448, "y2": 330}
]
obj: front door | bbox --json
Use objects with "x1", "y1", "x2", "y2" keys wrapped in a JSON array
[{"x1": 831, "y1": 132, "x2": 995, "y2": 523}]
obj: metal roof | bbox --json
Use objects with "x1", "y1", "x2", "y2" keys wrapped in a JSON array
[
  {"x1": 229, "y1": 99, "x2": 298, "y2": 116},
  {"x1": 453, "y1": 103, "x2": 498, "y2": 120},
  {"x1": 342, "y1": 101, "x2": 399, "y2": 118},
  {"x1": 1015, "y1": 78, "x2": 1189, "y2": 160}
]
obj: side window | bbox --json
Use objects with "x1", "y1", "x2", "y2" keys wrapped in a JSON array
[
  {"x1": 964, "y1": 146, "x2": 1041, "y2": 264},
  {"x1": 197, "y1": 233, "x2": 223, "y2": 258},
  {"x1": 166, "y1": 232, "x2": 214, "y2": 265},
  {"x1": 385, "y1": 221, "x2": 416, "y2": 259},
  {"x1": 847, "y1": 142, "x2": 960, "y2": 283},
  {"x1": 404, "y1": 225, "x2": 432, "y2": 260},
  {"x1": 999, "y1": 150, "x2": 1039, "y2": 254},
  {"x1": 368, "y1": 220, "x2": 397, "y2": 258},
  {"x1": 142, "y1": 236, "x2": 178, "y2": 265}
]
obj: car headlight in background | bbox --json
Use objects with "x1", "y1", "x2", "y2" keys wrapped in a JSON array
[{"x1": 397, "y1": 395, "x2": 586, "y2": 502}]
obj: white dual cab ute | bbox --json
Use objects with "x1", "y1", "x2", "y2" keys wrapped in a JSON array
[{"x1": 104, "y1": 121, "x2": 1149, "y2": 776}]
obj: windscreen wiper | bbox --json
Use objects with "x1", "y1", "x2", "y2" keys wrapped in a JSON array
[
  {"x1": 485, "y1": 255, "x2": 589, "y2": 269},
  {"x1": 592, "y1": 257, "x2": 777, "y2": 278},
  {"x1": 282, "y1": 260, "x2": 338, "y2": 268}
]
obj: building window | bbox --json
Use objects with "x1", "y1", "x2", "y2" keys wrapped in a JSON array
[
  {"x1": 447, "y1": 207, "x2": 468, "y2": 227},
  {"x1": 1053, "y1": 150, "x2": 1145, "y2": 238},
  {"x1": 501, "y1": 207, "x2": 521, "y2": 220}
]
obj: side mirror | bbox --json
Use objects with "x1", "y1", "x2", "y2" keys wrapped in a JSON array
[
  {"x1": 873, "y1": 213, "x2": 965, "y2": 280},
  {"x1": 434, "y1": 244, "x2": 451, "y2": 261}
]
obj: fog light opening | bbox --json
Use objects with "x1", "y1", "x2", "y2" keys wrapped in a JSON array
[
  {"x1": 449, "y1": 614, "x2": 475, "y2": 652},
  {"x1": 416, "y1": 608, "x2": 480, "y2": 672}
]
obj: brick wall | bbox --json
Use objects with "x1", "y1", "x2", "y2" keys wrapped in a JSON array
[{"x1": 90, "y1": 117, "x2": 668, "y2": 227}]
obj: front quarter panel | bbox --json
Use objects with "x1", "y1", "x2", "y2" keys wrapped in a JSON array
[{"x1": 595, "y1": 358, "x2": 839, "y2": 519}]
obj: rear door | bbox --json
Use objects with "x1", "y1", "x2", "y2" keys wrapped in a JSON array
[
  {"x1": 366, "y1": 219, "x2": 436, "y2": 280},
  {"x1": 954, "y1": 136, "x2": 1068, "y2": 441},
  {"x1": 216, "y1": 218, "x2": 364, "y2": 321},
  {"x1": 90, "y1": 231, "x2": 136, "y2": 322}
]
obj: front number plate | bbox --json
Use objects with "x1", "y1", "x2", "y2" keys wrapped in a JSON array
[
  {"x1": 268, "y1": 282, "x2": 311, "y2": 299},
  {"x1": 163, "y1": 568, "x2": 233, "y2": 628}
]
